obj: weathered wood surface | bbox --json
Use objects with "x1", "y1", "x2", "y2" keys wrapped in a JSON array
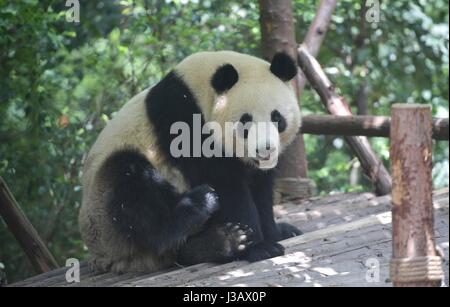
[
  {"x1": 9, "y1": 188, "x2": 449, "y2": 287},
  {"x1": 390, "y1": 104, "x2": 441, "y2": 287}
]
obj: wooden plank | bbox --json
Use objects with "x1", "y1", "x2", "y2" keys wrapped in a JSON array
[
  {"x1": 126, "y1": 212, "x2": 393, "y2": 287},
  {"x1": 10, "y1": 261, "x2": 90, "y2": 287},
  {"x1": 10, "y1": 189, "x2": 448, "y2": 287},
  {"x1": 11, "y1": 192, "x2": 370, "y2": 286},
  {"x1": 63, "y1": 267, "x2": 176, "y2": 287},
  {"x1": 181, "y1": 198, "x2": 448, "y2": 287},
  {"x1": 9, "y1": 263, "x2": 86, "y2": 287},
  {"x1": 181, "y1": 204, "x2": 448, "y2": 287},
  {"x1": 115, "y1": 262, "x2": 244, "y2": 287},
  {"x1": 279, "y1": 188, "x2": 447, "y2": 218},
  {"x1": 26, "y1": 262, "x2": 94, "y2": 287},
  {"x1": 63, "y1": 272, "x2": 147, "y2": 288},
  {"x1": 277, "y1": 188, "x2": 448, "y2": 233},
  {"x1": 111, "y1": 199, "x2": 398, "y2": 287},
  {"x1": 84, "y1": 194, "x2": 389, "y2": 287}
]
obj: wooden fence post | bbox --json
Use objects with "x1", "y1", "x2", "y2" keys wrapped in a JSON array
[
  {"x1": 389, "y1": 104, "x2": 443, "y2": 287},
  {"x1": 0, "y1": 177, "x2": 59, "y2": 274}
]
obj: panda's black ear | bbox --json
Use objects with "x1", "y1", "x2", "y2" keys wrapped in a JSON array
[
  {"x1": 270, "y1": 52, "x2": 297, "y2": 82},
  {"x1": 211, "y1": 64, "x2": 239, "y2": 94}
]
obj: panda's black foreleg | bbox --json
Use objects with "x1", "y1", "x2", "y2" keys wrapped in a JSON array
[
  {"x1": 209, "y1": 178, "x2": 286, "y2": 263},
  {"x1": 100, "y1": 149, "x2": 219, "y2": 255},
  {"x1": 250, "y1": 170, "x2": 302, "y2": 241}
]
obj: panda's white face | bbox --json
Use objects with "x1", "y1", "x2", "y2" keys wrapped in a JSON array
[
  {"x1": 211, "y1": 74, "x2": 300, "y2": 169},
  {"x1": 176, "y1": 51, "x2": 301, "y2": 170}
]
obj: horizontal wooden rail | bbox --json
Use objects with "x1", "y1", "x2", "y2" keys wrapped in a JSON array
[{"x1": 301, "y1": 115, "x2": 449, "y2": 141}]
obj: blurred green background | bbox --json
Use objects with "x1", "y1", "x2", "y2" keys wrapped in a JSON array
[{"x1": 0, "y1": 0, "x2": 448, "y2": 282}]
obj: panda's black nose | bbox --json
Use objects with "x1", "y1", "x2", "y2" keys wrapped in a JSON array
[
  {"x1": 256, "y1": 145, "x2": 275, "y2": 156},
  {"x1": 256, "y1": 142, "x2": 272, "y2": 154}
]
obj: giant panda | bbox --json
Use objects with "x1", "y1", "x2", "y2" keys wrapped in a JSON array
[{"x1": 79, "y1": 50, "x2": 302, "y2": 273}]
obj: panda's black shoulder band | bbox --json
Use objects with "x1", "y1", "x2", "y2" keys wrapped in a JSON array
[
  {"x1": 270, "y1": 52, "x2": 297, "y2": 82},
  {"x1": 211, "y1": 64, "x2": 239, "y2": 94}
]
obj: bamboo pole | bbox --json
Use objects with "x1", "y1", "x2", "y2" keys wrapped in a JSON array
[
  {"x1": 389, "y1": 104, "x2": 443, "y2": 287},
  {"x1": 0, "y1": 177, "x2": 59, "y2": 273}
]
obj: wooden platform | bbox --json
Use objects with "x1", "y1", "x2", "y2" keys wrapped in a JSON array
[{"x1": 10, "y1": 188, "x2": 449, "y2": 287}]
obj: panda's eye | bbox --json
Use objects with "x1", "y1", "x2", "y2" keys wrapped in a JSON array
[
  {"x1": 238, "y1": 113, "x2": 252, "y2": 139},
  {"x1": 271, "y1": 110, "x2": 286, "y2": 133}
]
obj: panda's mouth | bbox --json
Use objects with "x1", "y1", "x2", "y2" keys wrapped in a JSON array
[
  {"x1": 250, "y1": 158, "x2": 261, "y2": 167},
  {"x1": 255, "y1": 154, "x2": 271, "y2": 161},
  {"x1": 249, "y1": 158, "x2": 278, "y2": 170},
  {"x1": 251, "y1": 154, "x2": 277, "y2": 167}
]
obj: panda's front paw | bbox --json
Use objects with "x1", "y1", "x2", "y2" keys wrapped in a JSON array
[
  {"x1": 186, "y1": 184, "x2": 220, "y2": 214},
  {"x1": 177, "y1": 185, "x2": 219, "y2": 235},
  {"x1": 241, "y1": 241, "x2": 285, "y2": 262},
  {"x1": 178, "y1": 185, "x2": 219, "y2": 230}
]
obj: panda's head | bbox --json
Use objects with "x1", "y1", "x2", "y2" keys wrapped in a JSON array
[{"x1": 177, "y1": 51, "x2": 301, "y2": 169}]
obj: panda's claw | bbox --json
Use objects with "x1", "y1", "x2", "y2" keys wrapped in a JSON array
[{"x1": 215, "y1": 223, "x2": 253, "y2": 258}]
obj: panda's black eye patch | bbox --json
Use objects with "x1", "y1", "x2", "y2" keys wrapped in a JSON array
[
  {"x1": 239, "y1": 113, "x2": 252, "y2": 125},
  {"x1": 271, "y1": 110, "x2": 286, "y2": 133},
  {"x1": 211, "y1": 64, "x2": 239, "y2": 94},
  {"x1": 238, "y1": 113, "x2": 252, "y2": 139}
]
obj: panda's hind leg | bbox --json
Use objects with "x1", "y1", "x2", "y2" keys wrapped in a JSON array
[{"x1": 177, "y1": 223, "x2": 253, "y2": 265}]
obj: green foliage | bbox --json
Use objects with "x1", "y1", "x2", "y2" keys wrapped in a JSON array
[
  {"x1": 299, "y1": 0, "x2": 449, "y2": 193},
  {"x1": 0, "y1": 0, "x2": 448, "y2": 282}
]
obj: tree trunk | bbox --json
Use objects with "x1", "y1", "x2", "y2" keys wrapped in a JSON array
[
  {"x1": 355, "y1": 81, "x2": 369, "y2": 115},
  {"x1": 259, "y1": 0, "x2": 311, "y2": 199},
  {"x1": 354, "y1": 3, "x2": 369, "y2": 116}
]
